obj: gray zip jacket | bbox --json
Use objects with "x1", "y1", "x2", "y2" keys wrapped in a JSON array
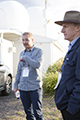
[{"x1": 14, "y1": 46, "x2": 44, "y2": 91}]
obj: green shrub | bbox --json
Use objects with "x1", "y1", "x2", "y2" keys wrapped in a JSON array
[
  {"x1": 42, "y1": 57, "x2": 64, "y2": 96},
  {"x1": 42, "y1": 72, "x2": 58, "y2": 95},
  {"x1": 46, "y1": 57, "x2": 64, "y2": 73}
]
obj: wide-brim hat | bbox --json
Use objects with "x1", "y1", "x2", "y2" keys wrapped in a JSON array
[{"x1": 54, "y1": 10, "x2": 80, "y2": 26}]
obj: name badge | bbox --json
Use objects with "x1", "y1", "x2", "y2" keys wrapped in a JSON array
[
  {"x1": 22, "y1": 67, "x2": 29, "y2": 77},
  {"x1": 54, "y1": 72, "x2": 62, "y2": 89}
]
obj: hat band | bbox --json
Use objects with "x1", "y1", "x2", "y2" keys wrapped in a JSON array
[{"x1": 64, "y1": 19, "x2": 80, "y2": 23}]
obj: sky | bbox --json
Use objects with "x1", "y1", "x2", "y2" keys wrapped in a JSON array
[{"x1": 0, "y1": 0, "x2": 80, "y2": 50}]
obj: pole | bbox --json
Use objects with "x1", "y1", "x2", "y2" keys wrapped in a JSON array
[{"x1": 45, "y1": 0, "x2": 47, "y2": 37}]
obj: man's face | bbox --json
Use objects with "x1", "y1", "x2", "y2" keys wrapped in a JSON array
[
  {"x1": 61, "y1": 23, "x2": 78, "y2": 42},
  {"x1": 22, "y1": 34, "x2": 33, "y2": 49}
]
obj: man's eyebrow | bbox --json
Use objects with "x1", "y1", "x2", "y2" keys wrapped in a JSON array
[{"x1": 22, "y1": 38, "x2": 29, "y2": 40}]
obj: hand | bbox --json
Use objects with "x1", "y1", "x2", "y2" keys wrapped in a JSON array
[
  {"x1": 14, "y1": 88, "x2": 18, "y2": 94},
  {"x1": 20, "y1": 56, "x2": 25, "y2": 62}
]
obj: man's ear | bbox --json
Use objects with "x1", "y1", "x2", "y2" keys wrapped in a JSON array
[{"x1": 76, "y1": 24, "x2": 80, "y2": 32}]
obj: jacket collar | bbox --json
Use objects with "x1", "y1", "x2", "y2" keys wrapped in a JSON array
[{"x1": 69, "y1": 37, "x2": 80, "y2": 52}]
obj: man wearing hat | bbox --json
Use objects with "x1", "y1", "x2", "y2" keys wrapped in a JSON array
[{"x1": 54, "y1": 10, "x2": 80, "y2": 120}]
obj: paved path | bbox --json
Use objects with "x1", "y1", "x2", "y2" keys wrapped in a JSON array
[{"x1": 0, "y1": 91, "x2": 25, "y2": 120}]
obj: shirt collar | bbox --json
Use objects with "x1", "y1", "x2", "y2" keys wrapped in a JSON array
[
  {"x1": 70, "y1": 36, "x2": 80, "y2": 47},
  {"x1": 24, "y1": 45, "x2": 34, "y2": 52}
]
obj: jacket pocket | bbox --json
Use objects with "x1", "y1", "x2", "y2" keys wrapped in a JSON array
[
  {"x1": 66, "y1": 81, "x2": 74, "y2": 94},
  {"x1": 66, "y1": 60, "x2": 75, "y2": 66}
]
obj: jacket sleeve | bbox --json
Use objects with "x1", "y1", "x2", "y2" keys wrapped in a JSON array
[{"x1": 22, "y1": 49, "x2": 43, "y2": 69}]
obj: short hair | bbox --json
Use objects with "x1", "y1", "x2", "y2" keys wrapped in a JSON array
[{"x1": 22, "y1": 32, "x2": 33, "y2": 38}]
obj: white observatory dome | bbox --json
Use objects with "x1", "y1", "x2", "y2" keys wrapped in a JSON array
[
  {"x1": 0, "y1": 1, "x2": 30, "y2": 32},
  {"x1": 27, "y1": 7, "x2": 45, "y2": 36}
]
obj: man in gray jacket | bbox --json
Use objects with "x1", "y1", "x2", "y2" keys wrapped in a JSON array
[{"x1": 14, "y1": 32, "x2": 44, "y2": 120}]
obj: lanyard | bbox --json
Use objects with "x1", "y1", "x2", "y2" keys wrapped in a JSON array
[
  {"x1": 23, "y1": 47, "x2": 35, "y2": 57},
  {"x1": 29, "y1": 47, "x2": 35, "y2": 57}
]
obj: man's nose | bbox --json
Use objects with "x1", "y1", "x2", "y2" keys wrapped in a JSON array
[{"x1": 61, "y1": 28, "x2": 64, "y2": 33}]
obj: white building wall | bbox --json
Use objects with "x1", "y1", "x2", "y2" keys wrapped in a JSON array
[
  {"x1": 13, "y1": 41, "x2": 24, "y2": 77},
  {"x1": 13, "y1": 40, "x2": 64, "y2": 77},
  {"x1": 13, "y1": 41, "x2": 51, "y2": 76},
  {"x1": 34, "y1": 42, "x2": 51, "y2": 74},
  {"x1": 1, "y1": 38, "x2": 13, "y2": 74},
  {"x1": 51, "y1": 43, "x2": 63, "y2": 64},
  {"x1": 34, "y1": 42, "x2": 63, "y2": 73}
]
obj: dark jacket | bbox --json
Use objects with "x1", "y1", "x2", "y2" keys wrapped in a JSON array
[{"x1": 55, "y1": 37, "x2": 80, "y2": 115}]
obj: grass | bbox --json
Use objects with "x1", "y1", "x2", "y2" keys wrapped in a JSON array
[
  {"x1": 6, "y1": 116, "x2": 26, "y2": 120},
  {"x1": 42, "y1": 96, "x2": 63, "y2": 120},
  {"x1": 5, "y1": 95, "x2": 63, "y2": 120},
  {"x1": 0, "y1": 91, "x2": 63, "y2": 120}
]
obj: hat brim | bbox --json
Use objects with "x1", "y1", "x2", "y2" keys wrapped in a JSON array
[{"x1": 54, "y1": 20, "x2": 80, "y2": 26}]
